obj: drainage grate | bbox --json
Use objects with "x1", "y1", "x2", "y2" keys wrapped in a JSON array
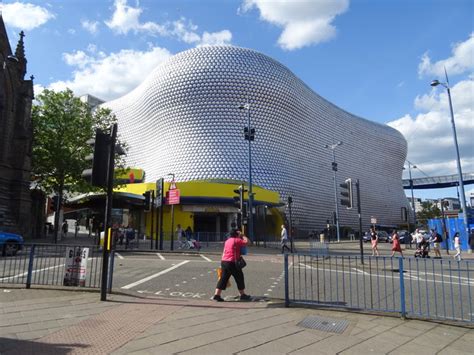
[{"x1": 297, "y1": 316, "x2": 349, "y2": 334}]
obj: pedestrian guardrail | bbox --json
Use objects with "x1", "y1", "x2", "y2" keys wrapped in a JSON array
[
  {"x1": 0, "y1": 244, "x2": 102, "y2": 288},
  {"x1": 284, "y1": 253, "x2": 474, "y2": 324}
]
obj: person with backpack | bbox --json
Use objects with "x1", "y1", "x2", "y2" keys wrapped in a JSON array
[{"x1": 430, "y1": 228, "x2": 442, "y2": 258}]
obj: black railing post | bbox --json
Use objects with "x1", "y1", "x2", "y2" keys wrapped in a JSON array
[
  {"x1": 284, "y1": 253, "x2": 290, "y2": 307},
  {"x1": 399, "y1": 257, "x2": 407, "y2": 319},
  {"x1": 26, "y1": 245, "x2": 36, "y2": 289}
]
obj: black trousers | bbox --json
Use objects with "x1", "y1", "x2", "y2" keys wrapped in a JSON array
[{"x1": 216, "y1": 261, "x2": 245, "y2": 291}]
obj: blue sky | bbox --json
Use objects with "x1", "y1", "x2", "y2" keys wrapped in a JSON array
[{"x1": 2, "y1": 0, "x2": 473, "y2": 203}]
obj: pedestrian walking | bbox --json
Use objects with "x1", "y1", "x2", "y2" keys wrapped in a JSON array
[
  {"x1": 280, "y1": 224, "x2": 291, "y2": 253},
  {"x1": 212, "y1": 229, "x2": 251, "y2": 302},
  {"x1": 176, "y1": 224, "x2": 185, "y2": 248},
  {"x1": 411, "y1": 228, "x2": 424, "y2": 249},
  {"x1": 429, "y1": 228, "x2": 442, "y2": 258},
  {"x1": 61, "y1": 220, "x2": 68, "y2": 238},
  {"x1": 453, "y1": 232, "x2": 462, "y2": 261},
  {"x1": 390, "y1": 229, "x2": 403, "y2": 257},
  {"x1": 370, "y1": 226, "x2": 379, "y2": 256}
]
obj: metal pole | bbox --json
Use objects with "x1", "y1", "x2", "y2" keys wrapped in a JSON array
[
  {"x1": 441, "y1": 200, "x2": 450, "y2": 255},
  {"x1": 288, "y1": 198, "x2": 293, "y2": 253},
  {"x1": 356, "y1": 179, "x2": 364, "y2": 263},
  {"x1": 332, "y1": 149, "x2": 341, "y2": 243},
  {"x1": 408, "y1": 162, "x2": 417, "y2": 227},
  {"x1": 247, "y1": 103, "x2": 254, "y2": 241},
  {"x1": 101, "y1": 123, "x2": 117, "y2": 302},
  {"x1": 170, "y1": 204, "x2": 175, "y2": 251},
  {"x1": 446, "y1": 85, "x2": 469, "y2": 231},
  {"x1": 263, "y1": 205, "x2": 267, "y2": 248},
  {"x1": 150, "y1": 190, "x2": 155, "y2": 250},
  {"x1": 159, "y1": 181, "x2": 164, "y2": 250}
]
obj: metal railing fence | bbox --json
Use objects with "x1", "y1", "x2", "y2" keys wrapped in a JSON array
[
  {"x1": 284, "y1": 253, "x2": 474, "y2": 324},
  {"x1": 0, "y1": 244, "x2": 102, "y2": 288}
]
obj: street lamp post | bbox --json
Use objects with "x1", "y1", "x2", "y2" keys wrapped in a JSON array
[
  {"x1": 431, "y1": 70, "x2": 469, "y2": 237},
  {"x1": 239, "y1": 102, "x2": 254, "y2": 241},
  {"x1": 406, "y1": 162, "x2": 417, "y2": 227},
  {"x1": 324, "y1": 141, "x2": 343, "y2": 243}
]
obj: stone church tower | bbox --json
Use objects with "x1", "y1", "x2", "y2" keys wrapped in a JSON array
[{"x1": 0, "y1": 16, "x2": 35, "y2": 238}]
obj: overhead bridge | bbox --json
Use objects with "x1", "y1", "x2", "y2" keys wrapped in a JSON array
[{"x1": 402, "y1": 172, "x2": 474, "y2": 190}]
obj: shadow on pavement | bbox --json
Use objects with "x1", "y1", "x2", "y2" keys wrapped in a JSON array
[{"x1": 0, "y1": 337, "x2": 89, "y2": 355}]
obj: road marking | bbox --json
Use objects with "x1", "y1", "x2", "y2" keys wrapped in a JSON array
[
  {"x1": 352, "y1": 267, "x2": 370, "y2": 275},
  {"x1": 0, "y1": 264, "x2": 62, "y2": 281},
  {"x1": 200, "y1": 254, "x2": 212, "y2": 262},
  {"x1": 121, "y1": 260, "x2": 190, "y2": 289},
  {"x1": 115, "y1": 252, "x2": 124, "y2": 260},
  {"x1": 156, "y1": 253, "x2": 165, "y2": 260}
]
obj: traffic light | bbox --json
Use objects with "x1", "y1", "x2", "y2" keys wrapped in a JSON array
[
  {"x1": 82, "y1": 129, "x2": 111, "y2": 188},
  {"x1": 143, "y1": 191, "x2": 151, "y2": 212},
  {"x1": 340, "y1": 178, "x2": 353, "y2": 209},
  {"x1": 243, "y1": 127, "x2": 255, "y2": 141},
  {"x1": 233, "y1": 185, "x2": 248, "y2": 226}
]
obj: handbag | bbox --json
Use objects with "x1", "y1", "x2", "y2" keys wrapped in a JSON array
[
  {"x1": 236, "y1": 256, "x2": 247, "y2": 269},
  {"x1": 234, "y1": 239, "x2": 247, "y2": 269}
]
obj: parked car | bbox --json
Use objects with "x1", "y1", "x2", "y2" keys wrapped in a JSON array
[
  {"x1": 363, "y1": 231, "x2": 390, "y2": 243},
  {"x1": 377, "y1": 231, "x2": 391, "y2": 243},
  {"x1": 397, "y1": 230, "x2": 411, "y2": 244},
  {"x1": 0, "y1": 231, "x2": 24, "y2": 256}
]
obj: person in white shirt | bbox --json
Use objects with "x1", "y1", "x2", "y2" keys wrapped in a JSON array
[
  {"x1": 453, "y1": 232, "x2": 462, "y2": 261},
  {"x1": 411, "y1": 229, "x2": 424, "y2": 248},
  {"x1": 280, "y1": 224, "x2": 291, "y2": 253}
]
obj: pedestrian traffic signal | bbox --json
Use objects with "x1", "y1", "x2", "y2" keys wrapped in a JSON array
[
  {"x1": 82, "y1": 129, "x2": 111, "y2": 188},
  {"x1": 243, "y1": 127, "x2": 255, "y2": 141},
  {"x1": 340, "y1": 178, "x2": 353, "y2": 209},
  {"x1": 143, "y1": 191, "x2": 151, "y2": 212}
]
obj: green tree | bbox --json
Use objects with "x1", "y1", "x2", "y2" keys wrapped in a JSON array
[
  {"x1": 32, "y1": 89, "x2": 127, "y2": 240},
  {"x1": 417, "y1": 201, "x2": 441, "y2": 227}
]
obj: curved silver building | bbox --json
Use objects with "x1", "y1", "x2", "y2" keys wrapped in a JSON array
[{"x1": 105, "y1": 46, "x2": 409, "y2": 233}]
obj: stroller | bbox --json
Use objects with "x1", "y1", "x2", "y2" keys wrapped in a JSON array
[{"x1": 414, "y1": 240, "x2": 430, "y2": 258}]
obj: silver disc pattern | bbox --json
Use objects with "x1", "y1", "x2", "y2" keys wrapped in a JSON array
[{"x1": 104, "y1": 46, "x2": 409, "y2": 233}]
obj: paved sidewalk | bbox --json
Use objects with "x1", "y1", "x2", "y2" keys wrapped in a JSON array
[{"x1": 1, "y1": 288, "x2": 473, "y2": 354}]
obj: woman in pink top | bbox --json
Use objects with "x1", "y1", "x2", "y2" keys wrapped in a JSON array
[{"x1": 212, "y1": 229, "x2": 251, "y2": 302}]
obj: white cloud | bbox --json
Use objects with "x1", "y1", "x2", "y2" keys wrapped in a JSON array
[
  {"x1": 240, "y1": 0, "x2": 349, "y2": 50},
  {"x1": 47, "y1": 46, "x2": 172, "y2": 101},
  {"x1": 418, "y1": 33, "x2": 474, "y2": 78},
  {"x1": 389, "y1": 33, "x2": 474, "y2": 181},
  {"x1": 81, "y1": 20, "x2": 99, "y2": 34},
  {"x1": 0, "y1": 2, "x2": 55, "y2": 30},
  {"x1": 388, "y1": 78, "x2": 474, "y2": 178},
  {"x1": 105, "y1": 0, "x2": 232, "y2": 46}
]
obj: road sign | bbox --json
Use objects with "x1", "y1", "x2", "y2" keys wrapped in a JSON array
[
  {"x1": 167, "y1": 189, "x2": 180, "y2": 205},
  {"x1": 370, "y1": 217, "x2": 377, "y2": 224}
]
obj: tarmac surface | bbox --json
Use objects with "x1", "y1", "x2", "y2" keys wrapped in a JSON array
[{"x1": 1, "y1": 287, "x2": 473, "y2": 355}]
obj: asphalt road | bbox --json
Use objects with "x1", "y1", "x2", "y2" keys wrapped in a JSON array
[{"x1": 1, "y1": 241, "x2": 473, "y2": 323}]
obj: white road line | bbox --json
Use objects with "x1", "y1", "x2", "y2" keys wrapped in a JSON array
[
  {"x1": 200, "y1": 254, "x2": 212, "y2": 262},
  {"x1": 121, "y1": 260, "x2": 190, "y2": 290},
  {"x1": 115, "y1": 252, "x2": 124, "y2": 260},
  {"x1": 156, "y1": 253, "x2": 165, "y2": 260},
  {"x1": 352, "y1": 267, "x2": 370, "y2": 275},
  {"x1": 0, "y1": 257, "x2": 99, "y2": 282},
  {"x1": 0, "y1": 264, "x2": 62, "y2": 281}
]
